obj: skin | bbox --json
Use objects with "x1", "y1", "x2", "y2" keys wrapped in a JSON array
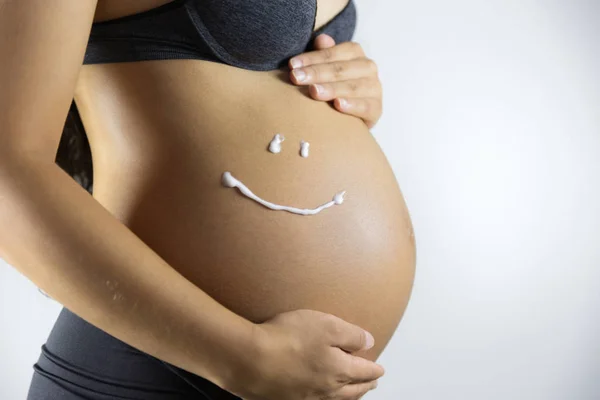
[{"x1": 2, "y1": 0, "x2": 415, "y2": 398}]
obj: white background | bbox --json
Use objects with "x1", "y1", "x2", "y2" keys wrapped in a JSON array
[{"x1": 1, "y1": 0, "x2": 599, "y2": 399}]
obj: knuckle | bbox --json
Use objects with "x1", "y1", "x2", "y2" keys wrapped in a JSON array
[
  {"x1": 324, "y1": 83, "x2": 336, "y2": 97},
  {"x1": 320, "y1": 311, "x2": 337, "y2": 323},
  {"x1": 320, "y1": 390, "x2": 336, "y2": 400},
  {"x1": 308, "y1": 66, "x2": 320, "y2": 81},
  {"x1": 351, "y1": 41, "x2": 364, "y2": 55},
  {"x1": 326, "y1": 316, "x2": 343, "y2": 336},
  {"x1": 361, "y1": 99, "x2": 371, "y2": 114},
  {"x1": 319, "y1": 365, "x2": 346, "y2": 394},
  {"x1": 370, "y1": 99, "x2": 380, "y2": 115},
  {"x1": 316, "y1": 390, "x2": 331, "y2": 400},
  {"x1": 362, "y1": 78, "x2": 380, "y2": 98},
  {"x1": 351, "y1": 385, "x2": 365, "y2": 398},
  {"x1": 375, "y1": 79, "x2": 383, "y2": 96},
  {"x1": 366, "y1": 58, "x2": 378, "y2": 74},
  {"x1": 360, "y1": 383, "x2": 376, "y2": 397},
  {"x1": 348, "y1": 80, "x2": 359, "y2": 93},
  {"x1": 289, "y1": 334, "x2": 305, "y2": 356},
  {"x1": 326, "y1": 374, "x2": 342, "y2": 390},
  {"x1": 368, "y1": 98, "x2": 379, "y2": 113},
  {"x1": 340, "y1": 383, "x2": 364, "y2": 399},
  {"x1": 333, "y1": 62, "x2": 345, "y2": 78},
  {"x1": 323, "y1": 47, "x2": 334, "y2": 61},
  {"x1": 337, "y1": 359, "x2": 354, "y2": 383}
]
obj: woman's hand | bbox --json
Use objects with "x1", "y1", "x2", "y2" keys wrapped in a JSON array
[
  {"x1": 288, "y1": 34, "x2": 383, "y2": 129},
  {"x1": 225, "y1": 309, "x2": 384, "y2": 400}
]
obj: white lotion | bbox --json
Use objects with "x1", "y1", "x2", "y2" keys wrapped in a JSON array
[
  {"x1": 300, "y1": 141, "x2": 310, "y2": 158},
  {"x1": 222, "y1": 172, "x2": 345, "y2": 215},
  {"x1": 268, "y1": 134, "x2": 285, "y2": 154}
]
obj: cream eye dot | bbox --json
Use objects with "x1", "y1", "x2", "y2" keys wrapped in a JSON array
[
  {"x1": 300, "y1": 141, "x2": 310, "y2": 158},
  {"x1": 268, "y1": 133, "x2": 285, "y2": 154}
]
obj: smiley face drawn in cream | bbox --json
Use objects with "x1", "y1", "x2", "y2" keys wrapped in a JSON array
[{"x1": 223, "y1": 134, "x2": 346, "y2": 215}]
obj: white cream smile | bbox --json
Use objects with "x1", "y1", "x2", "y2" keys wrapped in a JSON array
[{"x1": 222, "y1": 172, "x2": 345, "y2": 216}]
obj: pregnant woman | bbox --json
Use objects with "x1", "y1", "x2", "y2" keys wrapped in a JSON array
[{"x1": 0, "y1": 1, "x2": 416, "y2": 399}]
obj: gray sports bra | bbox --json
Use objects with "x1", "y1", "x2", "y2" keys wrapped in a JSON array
[{"x1": 84, "y1": 0, "x2": 357, "y2": 71}]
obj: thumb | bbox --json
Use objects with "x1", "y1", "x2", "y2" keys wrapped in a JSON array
[
  {"x1": 314, "y1": 33, "x2": 336, "y2": 49},
  {"x1": 328, "y1": 317, "x2": 375, "y2": 352}
]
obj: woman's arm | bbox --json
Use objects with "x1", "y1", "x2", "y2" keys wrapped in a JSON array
[{"x1": 0, "y1": 0, "x2": 253, "y2": 389}]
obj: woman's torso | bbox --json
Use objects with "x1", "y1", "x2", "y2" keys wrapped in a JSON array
[{"x1": 75, "y1": 0, "x2": 416, "y2": 361}]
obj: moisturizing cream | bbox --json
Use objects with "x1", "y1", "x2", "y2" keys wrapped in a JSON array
[
  {"x1": 222, "y1": 172, "x2": 345, "y2": 216},
  {"x1": 268, "y1": 134, "x2": 285, "y2": 154},
  {"x1": 300, "y1": 141, "x2": 310, "y2": 158}
]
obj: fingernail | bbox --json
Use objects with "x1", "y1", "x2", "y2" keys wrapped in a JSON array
[
  {"x1": 290, "y1": 57, "x2": 303, "y2": 69},
  {"x1": 339, "y1": 98, "x2": 349, "y2": 109},
  {"x1": 364, "y1": 331, "x2": 374, "y2": 349},
  {"x1": 293, "y1": 69, "x2": 307, "y2": 82},
  {"x1": 314, "y1": 84, "x2": 325, "y2": 95}
]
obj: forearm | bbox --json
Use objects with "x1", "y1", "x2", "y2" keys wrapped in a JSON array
[{"x1": 0, "y1": 154, "x2": 255, "y2": 389}]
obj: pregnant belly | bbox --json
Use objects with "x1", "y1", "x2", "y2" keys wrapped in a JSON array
[{"x1": 76, "y1": 60, "x2": 416, "y2": 361}]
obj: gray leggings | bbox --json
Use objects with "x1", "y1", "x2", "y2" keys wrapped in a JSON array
[{"x1": 26, "y1": 307, "x2": 242, "y2": 399}]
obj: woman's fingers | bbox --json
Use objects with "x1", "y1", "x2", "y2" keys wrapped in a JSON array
[
  {"x1": 326, "y1": 315, "x2": 375, "y2": 353},
  {"x1": 290, "y1": 58, "x2": 377, "y2": 85},
  {"x1": 289, "y1": 39, "x2": 364, "y2": 69},
  {"x1": 333, "y1": 379, "x2": 379, "y2": 399},
  {"x1": 312, "y1": 33, "x2": 336, "y2": 50},
  {"x1": 288, "y1": 35, "x2": 383, "y2": 127},
  {"x1": 334, "y1": 97, "x2": 382, "y2": 129},
  {"x1": 309, "y1": 78, "x2": 382, "y2": 101},
  {"x1": 334, "y1": 349, "x2": 385, "y2": 383}
]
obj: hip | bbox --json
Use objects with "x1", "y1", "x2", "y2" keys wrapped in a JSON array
[{"x1": 27, "y1": 307, "x2": 240, "y2": 400}]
